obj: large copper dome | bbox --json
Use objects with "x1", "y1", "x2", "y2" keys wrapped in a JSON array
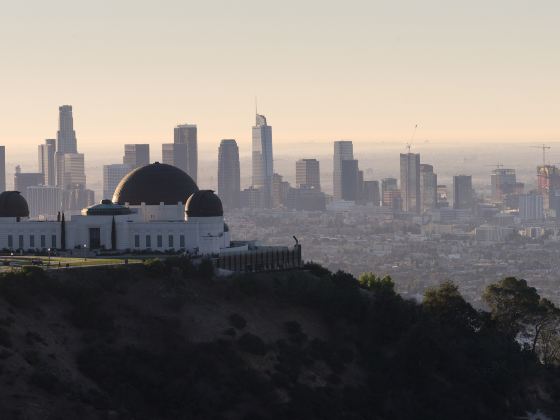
[{"x1": 112, "y1": 163, "x2": 199, "y2": 205}]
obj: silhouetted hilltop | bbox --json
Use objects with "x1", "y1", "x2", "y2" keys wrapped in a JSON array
[{"x1": 0, "y1": 259, "x2": 558, "y2": 419}]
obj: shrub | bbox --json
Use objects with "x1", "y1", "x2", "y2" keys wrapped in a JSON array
[
  {"x1": 238, "y1": 333, "x2": 267, "y2": 355},
  {"x1": 229, "y1": 313, "x2": 247, "y2": 330}
]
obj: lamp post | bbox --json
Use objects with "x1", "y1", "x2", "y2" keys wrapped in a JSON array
[
  {"x1": 47, "y1": 248, "x2": 51, "y2": 268},
  {"x1": 83, "y1": 244, "x2": 87, "y2": 261}
]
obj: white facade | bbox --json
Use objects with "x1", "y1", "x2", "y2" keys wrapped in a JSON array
[
  {"x1": 26, "y1": 186, "x2": 63, "y2": 219},
  {"x1": 0, "y1": 201, "x2": 230, "y2": 255}
]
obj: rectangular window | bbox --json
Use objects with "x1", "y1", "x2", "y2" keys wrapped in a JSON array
[
  {"x1": 180, "y1": 235, "x2": 185, "y2": 248},
  {"x1": 29, "y1": 235, "x2": 35, "y2": 248},
  {"x1": 51, "y1": 235, "x2": 56, "y2": 249},
  {"x1": 146, "y1": 235, "x2": 151, "y2": 248},
  {"x1": 18, "y1": 235, "x2": 24, "y2": 249},
  {"x1": 134, "y1": 235, "x2": 140, "y2": 248},
  {"x1": 40, "y1": 235, "x2": 46, "y2": 248},
  {"x1": 168, "y1": 235, "x2": 174, "y2": 248},
  {"x1": 7, "y1": 235, "x2": 12, "y2": 249},
  {"x1": 157, "y1": 235, "x2": 163, "y2": 248}
]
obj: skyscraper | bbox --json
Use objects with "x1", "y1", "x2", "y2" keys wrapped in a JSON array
[
  {"x1": 420, "y1": 164, "x2": 437, "y2": 212},
  {"x1": 0, "y1": 146, "x2": 5, "y2": 193},
  {"x1": 123, "y1": 144, "x2": 150, "y2": 169},
  {"x1": 56, "y1": 105, "x2": 77, "y2": 154},
  {"x1": 103, "y1": 164, "x2": 132, "y2": 200},
  {"x1": 296, "y1": 159, "x2": 321, "y2": 190},
  {"x1": 341, "y1": 159, "x2": 359, "y2": 201},
  {"x1": 519, "y1": 192, "x2": 544, "y2": 221},
  {"x1": 400, "y1": 152, "x2": 421, "y2": 213},
  {"x1": 174, "y1": 124, "x2": 198, "y2": 182},
  {"x1": 55, "y1": 105, "x2": 77, "y2": 188},
  {"x1": 14, "y1": 172, "x2": 44, "y2": 200},
  {"x1": 453, "y1": 175, "x2": 473, "y2": 210},
  {"x1": 38, "y1": 139, "x2": 56, "y2": 186},
  {"x1": 162, "y1": 143, "x2": 188, "y2": 173},
  {"x1": 252, "y1": 114, "x2": 273, "y2": 207},
  {"x1": 218, "y1": 139, "x2": 240, "y2": 210},
  {"x1": 490, "y1": 168, "x2": 516, "y2": 202},
  {"x1": 26, "y1": 186, "x2": 63, "y2": 219},
  {"x1": 381, "y1": 178, "x2": 398, "y2": 207},
  {"x1": 333, "y1": 141, "x2": 353, "y2": 200},
  {"x1": 62, "y1": 153, "x2": 86, "y2": 188},
  {"x1": 363, "y1": 180, "x2": 380, "y2": 205}
]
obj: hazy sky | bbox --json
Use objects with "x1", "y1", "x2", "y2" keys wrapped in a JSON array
[{"x1": 1, "y1": 0, "x2": 559, "y2": 162}]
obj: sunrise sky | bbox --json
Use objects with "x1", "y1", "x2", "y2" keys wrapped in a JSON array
[{"x1": 0, "y1": 0, "x2": 559, "y2": 159}]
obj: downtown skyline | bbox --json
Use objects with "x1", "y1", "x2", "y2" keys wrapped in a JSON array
[{"x1": 0, "y1": 0, "x2": 559, "y2": 154}]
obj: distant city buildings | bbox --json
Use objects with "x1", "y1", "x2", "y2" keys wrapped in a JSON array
[
  {"x1": 333, "y1": 141, "x2": 353, "y2": 200},
  {"x1": 420, "y1": 164, "x2": 437, "y2": 212},
  {"x1": 26, "y1": 185, "x2": 63, "y2": 218},
  {"x1": 363, "y1": 180, "x2": 380, "y2": 206},
  {"x1": 381, "y1": 178, "x2": 398, "y2": 207},
  {"x1": 174, "y1": 124, "x2": 198, "y2": 182},
  {"x1": 341, "y1": 159, "x2": 359, "y2": 202},
  {"x1": 400, "y1": 152, "x2": 421, "y2": 213},
  {"x1": 162, "y1": 143, "x2": 188, "y2": 173},
  {"x1": 296, "y1": 159, "x2": 321, "y2": 191},
  {"x1": 123, "y1": 144, "x2": 150, "y2": 169},
  {"x1": 519, "y1": 192, "x2": 544, "y2": 221},
  {"x1": 218, "y1": 139, "x2": 240, "y2": 210},
  {"x1": 14, "y1": 172, "x2": 43, "y2": 200},
  {"x1": 0, "y1": 146, "x2": 5, "y2": 193},
  {"x1": 252, "y1": 114, "x2": 273, "y2": 208},
  {"x1": 103, "y1": 164, "x2": 131, "y2": 200},
  {"x1": 491, "y1": 168, "x2": 516, "y2": 202},
  {"x1": 38, "y1": 139, "x2": 56, "y2": 186},
  {"x1": 453, "y1": 175, "x2": 473, "y2": 210}
]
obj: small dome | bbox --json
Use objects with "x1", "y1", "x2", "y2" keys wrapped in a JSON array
[
  {"x1": 113, "y1": 162, "x2": 199, "y2": 205},
  {"x1": 0, "y1": 191, "x2": 29, "y2": 218},
  {"x1": 86, "y1": 200, "x2": 132, "y2": 216},
  {"x1": 185, "y1": 190, "x2": 224, "y2": 217}
]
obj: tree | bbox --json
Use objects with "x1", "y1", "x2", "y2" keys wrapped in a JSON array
[
  {"x1": 358, "y1": 272, "x2": 395, "y2": 296},
  {"x1": 483, "y1": 277, "x2": 540, "y2": 338},
  {"x1": 484, "y1": 277, "x2": 560, "y2": 361},
  {"x1": 423, "y1": 281, "x2": 480, "y2": 331},
  {"x1": 111, "y1": 216, "x2": 117, "y2": 250},
  {"x1": 60, "y1": 213, "x2": 66, "y2": 251}
]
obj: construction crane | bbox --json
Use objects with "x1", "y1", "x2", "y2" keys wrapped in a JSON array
[
  {"x1": 486, "y1": 163, "x2": 505, "y2": 170},
  {"x1": 405, "y1": 124, "x2": 418, "y2": 152},
  {"x1": 530, "y1": 144, "x2": 551, "y2": 166}
]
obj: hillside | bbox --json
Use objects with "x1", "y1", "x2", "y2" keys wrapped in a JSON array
[{"x1": 0, "y1": 260, "x2": 558, "y2": 419}]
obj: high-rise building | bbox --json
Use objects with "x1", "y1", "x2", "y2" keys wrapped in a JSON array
[
  {"x1": 420, "y1": 164, "x2": 437, "y2": 212},
  {"x1": 381, "y1": 178, "x2": 398, "y2": 206},
  {"x1": 14, "y1": 172, "x2": 44, "y2": 200},
  {"x1": 519, "y1": 192, "x2": 544, "y2": 221},
  {"x1": 123, "y1": 144, "x2": 150, "y2": 169},
  {"x1": 55, "y1": 105, "x2": 78, "y2": 187},
  {"x1": 271, "y1": 173, "x2": 291, "y2": 208},
  {"x1": 218, "y1": 139, "x2": 240, "y2": 210},
  {"x1": 537, "y1": 165, "x2": 560, "y2": 209},
  {"x1": 491, "y1": 168, "x2": 516, "y2": 202},
  {"x1": 38, "y1": 139, "x2": 56, "y2": 186},
  {"x1": 62, "y1": 153, "x2": 86, "y2": 188},
  {"x1": 103, "y1": 164, "x2": 131, "y2": 200},
  {"x1": 174, "y1": 124, "x2": 198, "y2": 182},
  {"x1": 64, "y1": 185, "x2": 95, "y2": 212},
  {"x1": 437, "y1": 185, "x2": 450, "y2": 208},
  {"x1": 400, "y1": 152, "x2": 421, "y2": 213},
  {"x1": 333, "y1": 141, "x2": 353, "y2": 200},
  {"x1": 26, "y1": 186, "x2": 63, "y2": 219},
  {"x1": 56, "y1": 105, "x2": 77, "y2": 154},
  {"x1": 363, "y1": 180, "x2": 380, "y2": 205},
  {"x1": 0, "y1": 146, "x2": 5, "y2": 192},
  {"x1": 252, "y1": 114, "x2": 273, "y2": 207},
  {"x1": 162, "y1": 143, "x2": 188, "y2": 173},
  {"x1": 296, "y1": 159, "x2": 321, "y2": 190},
  {"x1": 453, "y1": 175, "x2": 473, "y2": 210},
  {"x1": 341, "y1": 159, "x2": 359, "y2": 201}
]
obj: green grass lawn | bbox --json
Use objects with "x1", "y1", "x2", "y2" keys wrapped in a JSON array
[{"x1": 0, "y1": 256, "x2": 142, "y2": 269}]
